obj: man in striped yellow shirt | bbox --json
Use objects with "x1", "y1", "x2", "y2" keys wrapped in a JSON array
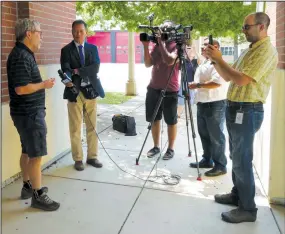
[{"x1": 205, "y1": 12, "x2": 278, "y2": 223}]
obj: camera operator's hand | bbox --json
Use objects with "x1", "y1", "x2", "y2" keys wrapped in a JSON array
[
  {"x1": 205, "y1": 44, "x2": 223, "y2": 64},
  {"x1": 156, "y1": 29, "x2": 163, "y2": 45},
  {"x1": 43, "y1": 78, "x2": 56, "y2": 89},
  {"x1": 142, "y1": 41, "x2": 150, "y2": 47},
  {"x1": 188, "y1": 82, "x2": 198, "y2": 90}
]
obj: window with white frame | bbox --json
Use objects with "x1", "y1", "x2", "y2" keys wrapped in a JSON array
[{"x1": 221, "y1": 47, "x2": 234, "y2": 56}]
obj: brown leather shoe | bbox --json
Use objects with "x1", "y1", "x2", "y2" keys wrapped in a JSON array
[
  {"x1": 86, "y1": 158, "x2": 103, "y2": 168},
  {"x1": 74, "y1": 161, "x2": 84, "y2": 171}
]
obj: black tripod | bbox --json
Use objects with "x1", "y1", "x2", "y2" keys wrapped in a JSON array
[{"x1": 135, "y1": 40, "x2": 202, "y2": 181}]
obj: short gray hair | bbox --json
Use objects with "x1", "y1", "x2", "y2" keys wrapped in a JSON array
[
  {"x1": 254, "y1": 12, "x2": 270, "y2": 29},
  {"x1": 15, "y1": 18, "x2": 40, "y2": 42}
]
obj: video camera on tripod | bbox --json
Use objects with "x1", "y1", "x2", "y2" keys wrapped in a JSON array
[
  {"x1": 138, "y1": 13, "x2": 193, "y2": 45},
  {"x1": 160, "y1": 24, "x2": 193, "y2": 44}
]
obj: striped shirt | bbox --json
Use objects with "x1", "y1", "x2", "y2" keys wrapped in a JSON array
[
  {"x1": 227, "y1": 37, "x2": 278, "y2": 103},
  {"x1": 7, "y1": 42, "x2": 45, "y2": 115}
]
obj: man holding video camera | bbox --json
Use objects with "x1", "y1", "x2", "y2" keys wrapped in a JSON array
[
  {"x1": 205, "y1": 12, "x2": 278, "y2": 223},
  {"x1": 142, "y1": 20, "x2": 179, "y2": 160},
  {"x1": 60, "y1": 20, "x2": 103, "y2": 171}
]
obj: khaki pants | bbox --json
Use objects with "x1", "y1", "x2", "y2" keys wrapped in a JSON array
[{"x1": 67, "y1": 92, "x2": 98, "y2": 162}]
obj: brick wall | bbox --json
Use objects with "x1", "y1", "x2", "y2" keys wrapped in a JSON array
[
  {"x1": 1, "y1": 2, "x2": 17, "y2": 103},
  {"x1": 1, "y1": 2, "x2": 76, "y2": 103},
  {"x1": 265, "y1": 2, "x2": 277, "y2": 47},
  {"x1": 276, "y1": 2, "x2": 285, "y2": 69}
]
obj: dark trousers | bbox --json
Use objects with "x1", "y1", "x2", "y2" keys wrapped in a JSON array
[
  {"x1": 197, "y1": 100, "x2": 227, "y2": 169},
  {"x1": 226, "y1": 101, "x2": 264, "y2": 211}
]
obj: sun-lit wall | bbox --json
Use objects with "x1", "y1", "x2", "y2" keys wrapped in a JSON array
[{"x1": 2, "y1": 65, "x2": 71, "y2": 182}]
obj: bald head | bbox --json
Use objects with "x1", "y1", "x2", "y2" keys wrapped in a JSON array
[{"x1": 248, "y1": 12, "x2": 270, "y2": 30}]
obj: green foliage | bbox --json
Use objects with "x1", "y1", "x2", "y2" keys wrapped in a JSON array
[
  {"x1": 97, "y1": 92, "x2": 133, "y2": 105},
  {"x1": 77, "y1": 1, "x2": 256, "y2": 40}
]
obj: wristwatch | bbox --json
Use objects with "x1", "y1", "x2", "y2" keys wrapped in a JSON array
[{"x1": 196, "y1": 83, "x2": 202, "y2": 88}]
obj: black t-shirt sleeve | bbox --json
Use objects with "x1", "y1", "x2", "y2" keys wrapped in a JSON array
[{"x1": 11, "y1": 56, "x2": 32, "y2": 87}]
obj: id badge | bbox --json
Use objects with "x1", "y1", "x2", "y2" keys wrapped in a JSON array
[{"x1": 235, "y1": 111, "x2": 244, "y2": 124}]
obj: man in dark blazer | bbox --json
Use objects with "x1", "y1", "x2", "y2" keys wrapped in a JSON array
[{"x1": 60, "y1": 20, "x2": 103, "y2": 171}]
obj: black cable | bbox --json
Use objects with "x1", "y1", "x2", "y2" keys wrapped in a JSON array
[{"x1": 78, "y1": 93, "x2": 181, "y2": 186}]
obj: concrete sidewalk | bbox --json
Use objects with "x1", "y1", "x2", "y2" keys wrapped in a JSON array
[{"x1": 2, "y1": 95, "x2": 284, "y2": 234}]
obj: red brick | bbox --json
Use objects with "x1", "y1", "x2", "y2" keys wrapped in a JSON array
[
  {"x1": 1, "y1": 0, "x2": 76, "y2": 83},
  {"x1": 1, "y1": 88, "x2": 9, "y2": 96},
  {"x1": 3, "y1": 13, "x2": 17, "y2": 21},
  {"x1": 2, "y1": 33, "x2": 14, "y2": 41},
  {"x1": 2, "y1": 47, "x2": 13, "y2": 55},
  {"x1": 1, "y1": 95, "x2": 10, "y2": 103},
  {"x1": 5, "y1": 27, "x2": 15, "y2": 35},
  {"x1": 1, "y1": 75, "x2": 7, "y2": 82},
  {"x1": 2, "y1": 19, "x2": 15, "y2": 28},
  {"x1": 276, "y1": 23, "x2": 285, "y2": 32},
  {"x1": 1, "y1": 81, "x2": 8, "y2": 89},
  {"x1": 2, "y1": 2, "x2": 16, "y2": 8},
  {"x1": 1, "y1": 6, "x2": 11, "y2": 14}
]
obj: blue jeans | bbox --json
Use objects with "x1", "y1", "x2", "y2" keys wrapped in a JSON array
[
  {"x1": 197, "y1": 100, "x2": 227, "y2": 169},
  {"x1": 226, "y1": 102, "x2": 264, "y2": 211}
]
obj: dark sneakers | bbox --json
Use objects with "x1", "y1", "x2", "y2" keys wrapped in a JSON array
[
  {"x1": 147, "y1": 147, "x2": 160, "y2": 158},
  {"x1": 214, "y1": 193, "x2": 239, "y2": 206},
  {"x1": 162, "y1": 148, "x2": 175, "y2": 160},
  {"x1": 189, "y1": 158, "x2": 214, "y2": 168},
  {"x1": 147, "y1": 147, "x2": 174, "y2": 160},
  {"x1": 221, "y1": 208, "x2": 257, "y2": 223},
  {"x1": 21, "y1": 186, "x2": 48, "y2": 200},
  {"x1": 204, "y1": 167, "x2": 227, "y2": 177},
  {"x1": 31, "y1": 192, "x2": 60, "y2": 211}
]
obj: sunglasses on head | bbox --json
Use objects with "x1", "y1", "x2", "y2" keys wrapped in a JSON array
[{"x1": 242, "y1": 24, "x2": 259, "y2": 30}]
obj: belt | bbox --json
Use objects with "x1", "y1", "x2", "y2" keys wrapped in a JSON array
[
  {"x1": 227, "y1": 101, "x2": 263, "y2": 107},
  {"x1": 197, "y1": 100, "x2": 226, "y2": 106}
]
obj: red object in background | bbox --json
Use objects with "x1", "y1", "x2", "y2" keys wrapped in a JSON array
[
  {"x1": 116, "y1": 32, "x2": 128, "y2": 63},
  {"x1": 87, "y1": 31, "x2": 144, "y2": 63},
  {"x1": 134, "y1": 34, "x2": 143, "y2": 63},
  {"x1": 87, "y1": 32, "x2": 111, "y2": 63}
]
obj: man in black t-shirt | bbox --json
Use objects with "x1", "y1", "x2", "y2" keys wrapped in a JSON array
[{"x1": 7, "y1": 18, "x2": 59, "y2": 211}]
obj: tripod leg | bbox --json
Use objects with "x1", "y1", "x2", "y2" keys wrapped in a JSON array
[
  {"x1": 183, "y1": 95, "x2": 192, "y2": 157},
  {"x1": 136, "y1": 90, "x2": 165, "y2": 165},
  {"x1": 186, "y1": 98, "x2": 202, "y2": 180},
  {"x1": 181, "y1": 76, "x2": 192, "y2": 157},
  {"x1": 180, "y1": 58, "x2": 202, "y2": 181}
]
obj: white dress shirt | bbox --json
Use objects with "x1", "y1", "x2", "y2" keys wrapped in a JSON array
[{"x1": 193, "y1": 59, "x2": 228, "y2": 103}]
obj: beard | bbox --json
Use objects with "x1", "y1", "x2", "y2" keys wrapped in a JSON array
[{"x1": 245, "y1": 34, "x2": 259, "y2": 43}]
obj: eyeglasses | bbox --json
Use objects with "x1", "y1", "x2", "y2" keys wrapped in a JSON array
[
  {"x1": 30, "y1": 30, "x2": 43, "y2": 37},
  {"x1": 34, "y1": 30, "x2": 43, "y2": 36},
  {"x1": 242, "y1": 24, "x2": 259, "y2": 30}
]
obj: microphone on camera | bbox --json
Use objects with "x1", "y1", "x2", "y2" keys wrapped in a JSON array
[{"x1": 57, "y1": 69, "x2": 78, "y2": 95}]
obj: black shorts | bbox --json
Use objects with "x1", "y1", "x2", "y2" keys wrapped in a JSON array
[
  {"x1": 145, "y1": 87, "x2": 178, "y2": 125},
  {"x1": 11, "y1": 109, "x2": 47, "y2": 158}
]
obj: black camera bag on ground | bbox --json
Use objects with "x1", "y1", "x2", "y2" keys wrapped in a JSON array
[{"x1": 112, "y1": 114, "x2": 137, "y2": 136}]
